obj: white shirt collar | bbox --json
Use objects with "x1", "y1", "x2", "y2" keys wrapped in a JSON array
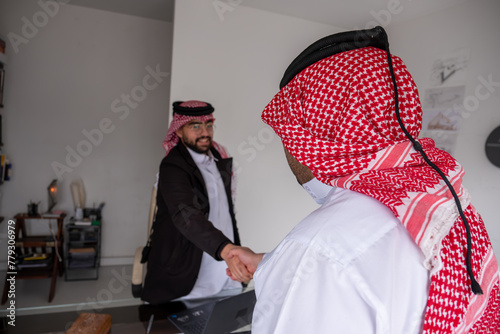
[
  {"x1": 186, "y1": 147, "x2": 217, "y2": 166},
  {"x1": 302, "y1": 177, "x2": 335, "y2": 205}
]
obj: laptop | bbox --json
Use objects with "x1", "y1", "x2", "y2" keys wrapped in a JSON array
[{"x1": 168, "y1": 289, "x2": 256, "y2": 334}]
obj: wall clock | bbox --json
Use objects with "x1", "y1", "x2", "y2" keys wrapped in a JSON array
[{"x1": 485, "y1": 125, "x2": 500, "y2": 168}]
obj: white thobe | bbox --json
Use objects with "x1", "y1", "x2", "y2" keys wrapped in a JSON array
[
  {"x1": 181, "y1": 148, "x2": 240, "y2": 300},
  {"x1": 252, "y1": 186, "x2": 430, "y2": 333}
]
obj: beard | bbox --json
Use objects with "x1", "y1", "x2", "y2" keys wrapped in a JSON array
[{"x1": 183, "y1": 136, "x2": 212, "y2": 154}]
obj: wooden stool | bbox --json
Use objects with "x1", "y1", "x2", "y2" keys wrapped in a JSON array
[{"x1": 66, "y1": 313, "x2": 112, "y2": 334}]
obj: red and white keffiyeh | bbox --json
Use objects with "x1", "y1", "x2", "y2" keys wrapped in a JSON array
[
  {"x1": 162, "y1": 102, "x2": 228, "y2": 158},
  {"x1": 262, "y1": 46, "x2": 500, "y2": 333}
]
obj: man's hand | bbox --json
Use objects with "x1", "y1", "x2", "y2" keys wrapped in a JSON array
[
  {"x1": 221, "y1": 244, "x2": 256, "y2": 282},
  {"x1": 222, "y1": 245, "x2": 265, "y2": 282}
]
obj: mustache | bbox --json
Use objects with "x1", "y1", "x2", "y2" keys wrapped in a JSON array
[{"x1": 196, "y1": 136, "x2": 212, "y2": 142}]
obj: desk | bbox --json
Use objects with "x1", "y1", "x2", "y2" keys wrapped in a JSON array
[{"x1": 1, "y1": 213, "x2": 65, "y2": 304}]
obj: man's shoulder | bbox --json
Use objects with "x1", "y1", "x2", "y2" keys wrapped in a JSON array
[
  {"x1": 317, "y1": 189, "x2": 398, "y2": 229},
  {"x1": 287, "y1": 189, "x2": 400, "y2": 254},
  {"x1": 211, "y1": 142, "x2": 231, "y2": 159},
  {"x1": 161, "y1": 145, "x2": 190, "y2": 167}
]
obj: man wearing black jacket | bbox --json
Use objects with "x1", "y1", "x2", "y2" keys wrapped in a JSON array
[{"x1": 141, "y1": 100, "x2": 251, "y2": 305}]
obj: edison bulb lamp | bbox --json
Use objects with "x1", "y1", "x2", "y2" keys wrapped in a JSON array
[{"x1": 47, "y1": 179, "x2": 58, "y2": 213}]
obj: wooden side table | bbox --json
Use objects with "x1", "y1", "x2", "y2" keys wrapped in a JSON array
[{"x1": 1, "y1": 212, "x2": 66, "y2": 304}]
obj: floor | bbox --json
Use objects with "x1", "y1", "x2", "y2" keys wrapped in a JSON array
[
  {"x1": 0, "y1": 265, "x2": 145, "y2": 333},
  {"x1": 0, "y1": 265, "x2": 253, "y2": 333},
  {"x1": 0, "y1": 265, "x2": 141, "y2": 316}
]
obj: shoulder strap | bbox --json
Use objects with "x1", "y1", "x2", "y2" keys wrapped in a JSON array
[{"x1": 140, "y1": 204, "x2": 157, "y2": 263}]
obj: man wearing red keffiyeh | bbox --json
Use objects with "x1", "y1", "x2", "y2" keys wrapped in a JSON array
[
  {"x1": 228, "y1": 29, "x2": 500, "y2": 333},
  {"x1": 141, "y1": 100, "x2": 252, "y2": 305}
]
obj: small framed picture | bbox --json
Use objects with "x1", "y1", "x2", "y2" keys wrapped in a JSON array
[
  {"x1": 0, "y1": 114, "x2": 3, "y2": 147},
  {"x1": 0, "y1": 37, "x2": 5, "y2": 55},
  {"x1": 0, "y1": 63, "x2": 4, "y2": 108}
]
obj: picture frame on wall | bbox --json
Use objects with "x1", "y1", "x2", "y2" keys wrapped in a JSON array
[
  {"x1": 0, "y1": 37, "x2": 5, "y2": 55},
  {"x1": 0, "y1": 114, "x2": 3, "y2": 147},
  {"x1": 0, "y1": 63, "x2": 4, "y2": 108}
]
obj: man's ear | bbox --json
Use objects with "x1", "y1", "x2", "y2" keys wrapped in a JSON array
[
  {"x1": 175, "y1": 127, "x2": 183, "y2": 138},
  {"x1": 283, "y1": 147, "x2": 314, "y2": 185}
]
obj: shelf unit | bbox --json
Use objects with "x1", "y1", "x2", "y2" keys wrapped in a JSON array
[
  {"x1": 64, "y1": 222, "x2": 101, "y2": 281},
  {"x1": 1, "y1": 213, "x2": 66, "y2": 304}
]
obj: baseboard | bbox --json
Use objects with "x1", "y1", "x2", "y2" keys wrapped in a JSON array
[{"x1": 100, "y1": 256, "x2": 134, "y2": 266}]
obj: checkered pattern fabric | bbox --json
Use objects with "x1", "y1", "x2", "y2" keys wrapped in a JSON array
[
  {"x1": 425, "y1": 206, "x2": 500, "y2": 333},
  {"x1": 262, "y1": 46, "x2": 500, "y2": 332},
  {"x1": 178, "y1": 100, "x2": 209, "y2": 108},
  {"x1": 161, "y1": 110, "x2": 228, "y2": 159}
]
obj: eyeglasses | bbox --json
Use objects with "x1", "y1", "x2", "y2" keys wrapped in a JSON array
[{"x1": 186, "y1": 122, "x2": 215, "y2": 134}]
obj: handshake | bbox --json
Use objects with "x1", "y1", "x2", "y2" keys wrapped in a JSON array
[{"x1": 221, "y1": 244, "x2": 265, "y2": 282}]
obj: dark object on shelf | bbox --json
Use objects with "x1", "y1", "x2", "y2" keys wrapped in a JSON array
[
  {"x1": 64, "y1": 222, "x2": 101, "y2": 281},
  {"x1": 69, "y1": 228, "x2": 81, "y2": 241},
  {"x1": 27, "y1": 202, "x2": 39, "y2": 216},
  {"x1": 68, "y1": 247, "x2": 96, "y2": 269},
  {"x1": 16, "y1": 253, "x2": 53, "y2": 270},
  {"x1": 84, "y1": 230, "x2": 97, "y2": 241},
  {"x1": 83, "y1": 207, "x2": 102, "y2": 220}
]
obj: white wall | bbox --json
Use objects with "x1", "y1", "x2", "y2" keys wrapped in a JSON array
[
  {"x1": 170, "y1": 0, "x2": 343, "y2": 253},
  {"x1": 1, "y1": 0, "x2": 497, "y2": 270},
  {"x1": 0, "y1": 0, "x2": 173, "y2": 266},
  {"x1": 171, "y1": 0, "x2": 500, "y2": 260},
  {"x1": 387, "y1": 0, "x2": 500, "y2": 255}
]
